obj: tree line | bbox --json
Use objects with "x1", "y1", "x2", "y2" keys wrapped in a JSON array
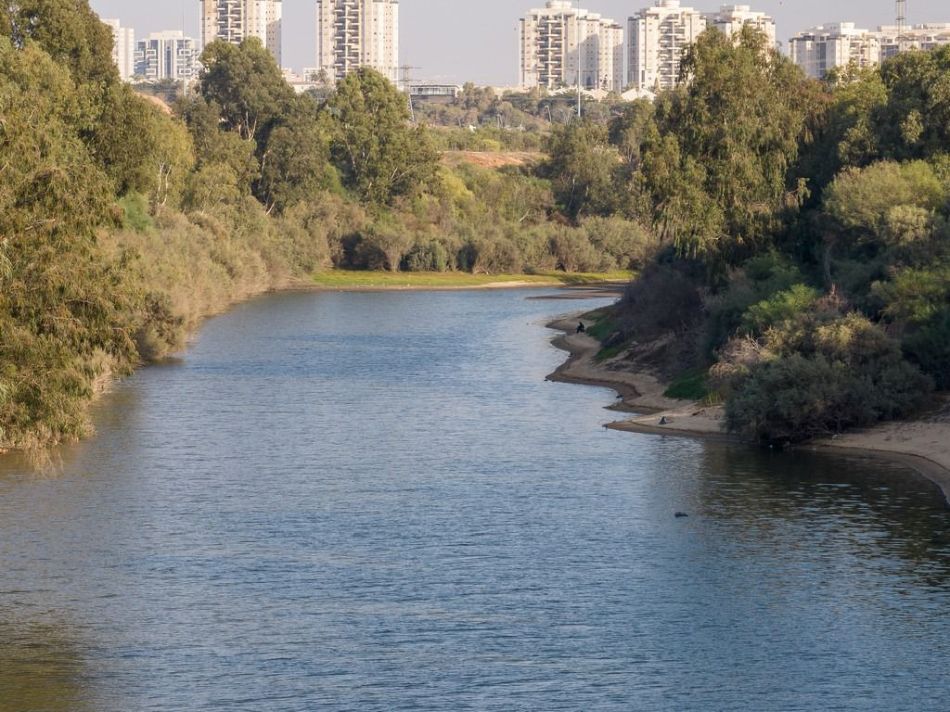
[
  {"x1": 553, "y1": 27, "x2": 950, "y2": 443},
  {"x1": 0, "y1": 0, "x2": 644, "y2": 448}
]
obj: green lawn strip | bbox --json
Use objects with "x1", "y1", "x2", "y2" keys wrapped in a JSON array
[
  {"x1": 663, "y1": 368, "x2": 712, "y2": 401},
  {"x1": 312, "y1": 270, "x2": 632, "y2": 289}
]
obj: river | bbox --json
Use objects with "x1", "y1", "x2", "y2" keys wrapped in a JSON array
[{"x1": 1, "y1": 289, "x2": 948, "y2": 711}]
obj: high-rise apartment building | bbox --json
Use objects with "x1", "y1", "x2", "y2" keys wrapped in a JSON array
[
  {"x1": 789, "y1": 23, "x2": 881, "y2": 79},
  {"x1": 520, "y1": 1, "x2": 624, "y2": 92},
  {"x1": 102, "y1": 18, "x2": 136, "y2": 81},
  {"x1": 200, "y1": 0, "x2": 283, "y2": 65},
  {"x1": 247, "y1": 0, "x2": 284, "y2": 65},
  {"x1": 135, "y1": 31, "x2": 200, "y2": 83},
  {"x1": 315, "y1": 0, "x2": 399, "y2": 84},
  {"x1": 627, "y1": 0, "x2": 707, "y2": 92},
  {"x1": 707, "y1": 4, "x2": 776, "y2": 48}
]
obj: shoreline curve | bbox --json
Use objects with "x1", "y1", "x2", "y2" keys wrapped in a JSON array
[{"x1": 546, "y1": 311, "x2": 950, "y2": 506}]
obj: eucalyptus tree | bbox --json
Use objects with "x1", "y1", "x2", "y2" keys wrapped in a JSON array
[
  {"x1": 641, "y1": 27, "x2": 815, "y2": 264},
  {"x1": 324, "y1": 68, "x2": 437, "y2": 205}
]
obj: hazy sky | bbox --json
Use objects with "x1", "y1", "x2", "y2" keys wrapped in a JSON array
[{"x1": 90, "y1": 0, "x2": 949, "y2": 84}]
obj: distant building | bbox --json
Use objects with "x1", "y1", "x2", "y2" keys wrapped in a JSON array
[
  {"x1": 102, "y1": 18, "x2": 136, "y2": 81},
  {"x1": 519, "y1": 1, "x2": 624, "y2": 92},
  {"x1": 315, "y1": 0, "x2": 399, "y2": 84},
  {"x1": 409, "y1": 83, "x2": 462, "y2": 104},
  {"x1": 627, "y1": 1, "x2": 706, "y2": 92},
  {"x1": 789, "y1": 23, "x2": 881, "y2": 79},
  {"x1": 135, "y1": 32, "x2": 200, "y2": 83},
  {"x1": 247, "y1": 0, "x2": 284, "y2": 65},
  {"x1": 200, "y1": 0, "x2": 283, "y2": 65},
  {"x1": 707, "y1": 4, "x2": 776, "y2": 48},
  {"x1": 877, "y1": 23, "x2": 950, "y2": 59}
]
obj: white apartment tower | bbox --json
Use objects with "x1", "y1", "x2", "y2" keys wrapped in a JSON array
[
  {"x1": 789, "y1": 23, "x2": 881, "y2": 80},
  {"x1": 520, "y1": 1, "x2": 624, "y2": 92},
  {"x1": 628, "y1": 1, "x2": 707, "y2": 92},
  {"x1": 200, "y1": 0, "x2": 283, "y2": 65},
  {"x1": 316, "y1": 0, "x2": 399, "y2": 84},
  {"x1": 102, "y1": 19, "x2": 135, "y2": 81},
  {"x1": 135, "y1": 32, "x2": 201, "y2": 83},
  {"x1": 707, "y1": 4, "x2": 776, "y2": 48}
]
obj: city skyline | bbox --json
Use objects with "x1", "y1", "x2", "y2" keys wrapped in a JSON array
[{"x1": 90, "y1": 0, "x2": 949, "y2": 84}]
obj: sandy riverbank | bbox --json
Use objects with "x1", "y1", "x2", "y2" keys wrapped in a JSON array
[{"x1": 547, "y1": 313, "x2": 950, "y2": 504}]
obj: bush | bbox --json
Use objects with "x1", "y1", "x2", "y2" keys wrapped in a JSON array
[
  {"x1": 824, "y1": 161, "x2": 947, "y2": 246},
  {"x1": 549, "y1": 227, "x2": 606, "y2": 273},
  {"x1": 705, "y1": 252, "x2": 808, "y2": 354},
  {"x1": 404, "y1": 240, "x2": 451, "y2": 272},
  {"x1": 741, "y1": 284, "x2": 821, "y2": 335},
  {"x1": 620, "y1": 260, "x2": 705, "y2": 338},
  {"x1": 875, "y1": 265, "x2": 950, "y2": 324},
  {"x1": 580, "y1": 216, "x2": 655, "y2": 270},
  {"x1": 468, "y1": 235, "x2": 523, "y2": 274},
  {"x1": 118, "y1": 193, "x2": 153, "y2": 232},
  {"x1": 724, "y1": 312, "x2": 933, "y2": 443}
]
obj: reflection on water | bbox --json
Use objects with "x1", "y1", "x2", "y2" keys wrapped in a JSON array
[
  {"x1": 0, "y1": 620, "x2": 90, "y2": 712},
  {"x1": 0, "y1": 290, "x2": 948, "y2": 711}
]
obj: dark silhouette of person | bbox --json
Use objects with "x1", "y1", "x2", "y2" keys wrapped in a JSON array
[{"x1": 576, "y1": 322, "x2": 586, "y2": 334}]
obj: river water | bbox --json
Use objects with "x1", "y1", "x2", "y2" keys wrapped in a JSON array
[{"x1": 1, "y1": 289, "x2": 948, "y2": 711}]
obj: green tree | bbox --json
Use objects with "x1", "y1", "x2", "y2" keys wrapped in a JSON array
[
  {"x1": 543, "y1": 120, "x2": 622, "y2": 219},
  {"x1": 875, "y1": 46, "x2": 950, "y2": 161},
  {"x1": 794, "y1": 67, "x2": 887, "y2": 196},
  {"x1": 325, "y1": 68, "x2": 437, "y2": 205},
  {"x1": 823, "y1": 160, "x2": 946, "y2": 247},
  {"x1": 90, "y1": 84, "x2": 196, "y2": 207},
  {"x1": 608, "y1": 99, "x2": 655, "y2": 170},
  {"x1": 0, "y1": 38, "x2": 141, "y2": 445},
  {"x1": 257, "y1": 96, "x2": 338, "y2": 214},
  {"x1": 178, "y1": 95, "x2": 259, "y2": 197},
  {"x1": 642, "y1": 27, "x2": 814, "y2": 262},
  {"x1": 2, "y1": 0, "x2": 116, "y2": 84},
  {"x1": 198, "y1": 38, "x2": 295, "y2": 143}
]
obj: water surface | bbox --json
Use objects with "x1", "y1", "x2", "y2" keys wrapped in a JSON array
[{"x1": 1, "y1": 290, "x2": 948, "y2": 711}]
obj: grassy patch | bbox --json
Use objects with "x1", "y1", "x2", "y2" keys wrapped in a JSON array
[
  {"x1": 312, "y1": 270, "x2": 632, "y2": 290},
  {"x1": 586, "y1": 317, "x2": 618, "y2": 343},
  {"x1": 664, "y1": 369, "x2": 711, "y2": 401},
  {"x1": 580, "y1": 310, "x2": 628, "y2": 362}
]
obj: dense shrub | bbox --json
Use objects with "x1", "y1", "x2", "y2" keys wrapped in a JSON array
[
  {"x1": 580, "y1": 216, "x2": 655, "y2": 270},
  {"x1": 902, "y1": 309, "x2": 950, "y2": 390},
  {"x1": 741, "y1": 284, "x2": 821, "y2": 335},
  {"x1": 824, "y1": 161, "x2": 947, "y2": 246},
  {"x1": 724, "y1": 312, "x2": 932, "y2": 443},
  {"x1": 620, "y1": 260, "x2": 705, "y2": 338}
]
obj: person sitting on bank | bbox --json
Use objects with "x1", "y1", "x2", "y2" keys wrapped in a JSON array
[{"x1": 576, "y1": 322, "x2": 586, "y2": 334}]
